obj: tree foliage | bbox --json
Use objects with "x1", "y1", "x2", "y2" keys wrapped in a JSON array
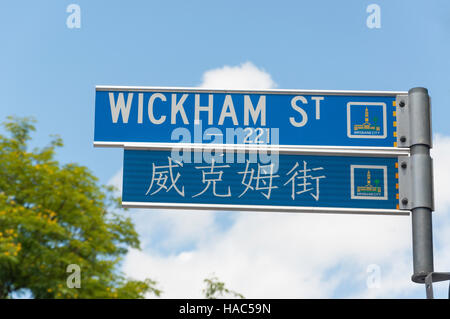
[
  {"x1": 203, "y1": 274, "x2": 244, "y2": 299},
  {"x1": 0, "y1": 116, "x2": 161, "y2": 298}
]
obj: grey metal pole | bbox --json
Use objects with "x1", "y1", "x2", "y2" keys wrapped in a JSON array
[
  {"x1": 408, "y1": 87, "x2": 434, "y2": 284},
  {"x1": 411, "y1": 206, "x2": 433, "y2": 281}
]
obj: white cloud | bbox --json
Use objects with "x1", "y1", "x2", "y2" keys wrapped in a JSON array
[
  {"x1": 116, "y1": 64, "x2": 450, "y2": 299},
  {"x1": 431, "y1": 134, "x2": 450, "y2": 297},
  {"x1": 431, "y1": 134, "x2": 450, "y2": 212},
  {"x1": 129, "y1": 209, "x2": 219, "y2": 252},
  {"x1": 199, "y1": 62, "x2": 276, "y2": 90},
  {"x1": 123, "y1": 212, "x2": 416, "y2": 298},
  {"x1": 107, "y1": 167, "x2": 122, "y2": 196}
]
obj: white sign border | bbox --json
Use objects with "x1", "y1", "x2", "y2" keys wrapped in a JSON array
[{"x1": 121, "y1": 201, "x2": 408, "y2": 216}]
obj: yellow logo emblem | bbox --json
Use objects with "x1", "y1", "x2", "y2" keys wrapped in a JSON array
[
  {"x1": 353, "y1": 107, "x2": 381, "y2": 134},
  {"x1": 356, "y1": 170, "x2": 382, "y2": 196}
]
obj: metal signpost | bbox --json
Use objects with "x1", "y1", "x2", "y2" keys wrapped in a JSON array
[
  {"x1": 396, "y1": 88, "x2": 450, "y2": 298},
  {"x1": 93, "y1": 86, "x2": 449, "y2": 298}
]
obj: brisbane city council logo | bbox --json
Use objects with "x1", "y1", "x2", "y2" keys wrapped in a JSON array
[
  {"x1": 347, "y1": 101, "x2": 389, "y2": 201},
  {"x1": 347, "y1": 101, "x2": 387, "y2": 139}
]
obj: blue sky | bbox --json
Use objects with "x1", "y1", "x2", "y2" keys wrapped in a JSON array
[{"x1": 1, "y1": 0, "x2": 450, "y2": 298}]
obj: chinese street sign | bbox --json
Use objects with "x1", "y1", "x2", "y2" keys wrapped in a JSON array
[
  {"x1": 121, "y1": 149, "x2": 406, "y2": 215},
  {"x1": 94, "y1": 86, "x2": 441, "y2": 294},
  {"x1": 94, "y1": 86, "x2": 406, "y2": 150}
]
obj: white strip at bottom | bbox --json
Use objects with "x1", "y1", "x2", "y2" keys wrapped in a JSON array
[{"x1": 122, "y1": 201, "x2": 410, "y2": 216}]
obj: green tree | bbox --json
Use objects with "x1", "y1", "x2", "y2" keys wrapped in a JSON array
[
  {"x1": 0, "y1": 116, "x2": 161, "y2": 298},
  {"x1": 203, "y1": 274, "x2": 244, "y2": 299}
]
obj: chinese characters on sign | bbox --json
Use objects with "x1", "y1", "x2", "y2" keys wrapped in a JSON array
[
  {"x1": 145, "y1": 157, "x2": 185, "y2": 197},
  {"x1": 145, "y1": 157, "x2": 326, "y2": 202},
  {"x1": 123, "y1": 150, "x2": 399, "y2": 211}
]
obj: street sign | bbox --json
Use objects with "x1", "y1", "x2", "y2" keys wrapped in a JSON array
[
  {"x1": 121, "y1": 149, "x2": 406, "y2": 215},
  {"x1": 94, "y1": 86, "x2": 444, "y2": 296},
  {"x1": 94, "y1": 86, "x2": 406, "y2": 150}
]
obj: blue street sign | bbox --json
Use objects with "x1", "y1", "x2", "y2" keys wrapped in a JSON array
[
  {"x1": 122, "y1": 149, "x2": 405, "y2": 215},
  {"x1": 94, "y1": 87, "x2": 404, "y2": 149}
]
